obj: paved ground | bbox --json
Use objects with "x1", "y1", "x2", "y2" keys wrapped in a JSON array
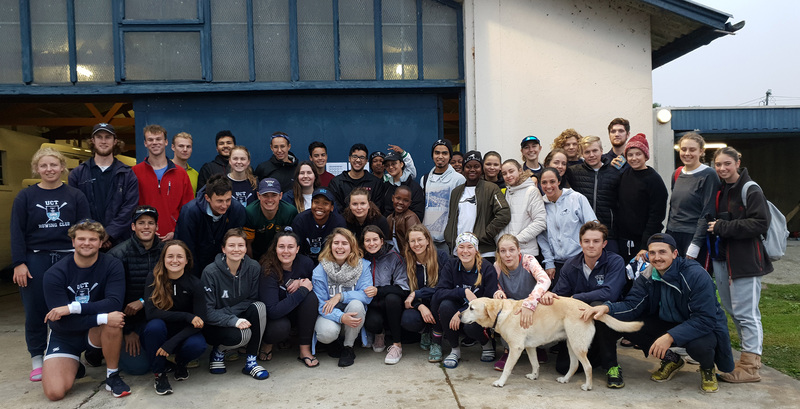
[{"x1": 1, "y1": 241, "x2": 798, "y2": 408}]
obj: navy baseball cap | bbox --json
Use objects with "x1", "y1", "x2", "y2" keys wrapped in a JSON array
[
  {"x1": 258, "y1": 178, "x2": 281, "y2": 194},
  {"x1": 92, "y1": 123, "x2": 116, "y2": 137},
  {"x1": 520, "y1": 135, "x2": 540, "y2": 147},
  {"x1": 312, "y1": 187, "x2": 334, "y2": 203}
]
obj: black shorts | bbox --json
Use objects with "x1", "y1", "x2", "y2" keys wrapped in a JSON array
[{"x1": 44, "y1": 330, "x2": 97, "y2": 361}]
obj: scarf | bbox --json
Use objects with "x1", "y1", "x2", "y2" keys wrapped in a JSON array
[{"x1": 320, "y1": 258, "x2": 363, "y2": 288}]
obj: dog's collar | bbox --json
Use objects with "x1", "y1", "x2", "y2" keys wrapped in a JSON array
[{"x1": 491, "y1": 308, "x2": 503, "y2": 330}]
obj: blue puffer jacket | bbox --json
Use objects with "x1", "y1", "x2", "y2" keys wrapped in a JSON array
[
  {"x1": 605, "y1": 257, "x2": 734, "y2": 372},
  {"x1": 68, "y1": 158, "x2": 139, "y2": 245}
]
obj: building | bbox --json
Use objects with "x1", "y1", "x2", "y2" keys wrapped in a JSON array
[{"x1": 0, "y1": 0, "x2": 738, "y2": 267}]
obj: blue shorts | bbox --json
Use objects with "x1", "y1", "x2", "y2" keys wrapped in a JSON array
[{"x1": 44, "y1": 330, "x2": 97, "y2": 361}]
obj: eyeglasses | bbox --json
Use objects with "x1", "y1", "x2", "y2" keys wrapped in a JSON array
[{"x1": 350, "y1": 155, "x2": 367, "y2": 161}]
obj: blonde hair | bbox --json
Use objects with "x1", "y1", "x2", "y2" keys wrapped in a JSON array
[
  {"x1": 172, "y1": 132, "x2": 193, "y2": 143},
  {"x1": 403, "y1": 224, "x2": 439, "y2": 290},
  {"x1": 495, "y1": 234, "x2": 520, "y2": 276},
  {"x1": 229, "y1": 146, "x2": 258, "y2": 190},
  {"x1": 67, "y1": 220, "x2": 107, "y2": 242},
  {"x1": 318, "y1": 228, "x2": 363, "y2": 267},
  {"x1": 580, "y1": 135, "x2": 602, "y2": 151},
  {"x1": 31, "y1": 147, "x2": 68, "y2": 178},
  {"x1": 678, "y1": 132, "x2": 706, "y2": 151}
]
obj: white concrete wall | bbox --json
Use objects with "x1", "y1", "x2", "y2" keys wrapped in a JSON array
[{"x1": 463, "y1": 0, "x2": 654, "y2": 163}]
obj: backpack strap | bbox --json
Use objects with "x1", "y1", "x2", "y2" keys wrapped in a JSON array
[
  {"x1": 671, "y1": 166, "x2": 684, "y2": 188},
  {"x1": 740, "y1": 180, "x2": 758, "y2": 209}
]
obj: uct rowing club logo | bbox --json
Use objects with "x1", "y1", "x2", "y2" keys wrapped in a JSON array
[{"x1": 36, "y1": 200, "x2": 69, "y2": 227}]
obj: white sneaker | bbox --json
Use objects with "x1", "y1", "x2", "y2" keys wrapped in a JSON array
[
  {"x1": 372, "y1": 334, "x2": 386, "y2": 352},
  {"x1": 385, "y1": 345, "x2": 403, "y2": 365}
]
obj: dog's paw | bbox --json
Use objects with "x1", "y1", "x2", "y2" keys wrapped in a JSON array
[
  {"x1": 492, "y1": 380, "x2": 505, "y2": 388},
  {"x1": 556, "y1": 376, "x2": 569, "y2": 384},
  {"x1": 581, "y1": 383, "x2": 592, "y2": 391},
  {"x1": 525, "y1": 372, "x2": 538, "y2": 380}
]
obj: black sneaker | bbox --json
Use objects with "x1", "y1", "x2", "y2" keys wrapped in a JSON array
[
  {"x1": 327, "y1": 341, "x2": 343, "y2": 358},
  {"x1": 75, "y1": 362, "x2": 86, "y2": 380},
  {"x1": 607, "y1": 366, "x2": 624, "y2": 388},
  {"x1": 154, "y1": 373, "x2": 173, "y2": 395},
  {"x1": 84, "y1": 347, "x2": 104, "y2": 367},
  {"x1": 105, "y1": 372, "x2": 131, "y2": 398},
  {"x1": 338, "y1": 346, "x2": 356, "y2": 367},
  {"x1": 174, "y1": 365, "x2": 189, "y2": 381}
]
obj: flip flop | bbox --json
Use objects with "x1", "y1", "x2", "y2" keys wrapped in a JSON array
[
  {"x1": 258, "y1": 348, "x2": 273, "y2": 362},
  {"x1": 297, "y1": 356, "x2": 319, "y2": 368},
  {"x1": 30, "y1": 367, "x2": 42, "y2": 382}
]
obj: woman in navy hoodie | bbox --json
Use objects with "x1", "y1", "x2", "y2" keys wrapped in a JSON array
[
  {"x1": 142, "y1": 240, "x2": 207, "y2": 395},
  {"x1": 11, "y1": 147, "x2": 90, "y2": 382},
  {"x1": 361, "y1": 225, "x2": 409, "y2": 365},
  {"x1": 258, "y1": 232, "x2": 319, "y2": 367},
  {"x1": 432, "y1": 232, "x2": 498, "y2": 369}
]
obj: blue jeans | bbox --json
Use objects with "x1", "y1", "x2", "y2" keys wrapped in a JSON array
[{"x1": 142, "y1": 319, "x2": 207, "y2": 374}]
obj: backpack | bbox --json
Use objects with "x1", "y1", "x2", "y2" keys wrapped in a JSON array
[{"x1": 741, "y1": 181, "x2": 789, "y2": 261}]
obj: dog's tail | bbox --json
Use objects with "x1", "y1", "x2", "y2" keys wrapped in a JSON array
[{"x1": 596, "y1": 315, "x2": 643, "y2": 333}]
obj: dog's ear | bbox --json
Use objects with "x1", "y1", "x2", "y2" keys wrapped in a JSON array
[{"x1": 483, "y1": 298, "x2": 499, "y2": 320}]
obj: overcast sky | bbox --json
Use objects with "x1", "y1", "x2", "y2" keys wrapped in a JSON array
[{"x1": 652, "y1": 0, "x2": 800, "y2": 108}]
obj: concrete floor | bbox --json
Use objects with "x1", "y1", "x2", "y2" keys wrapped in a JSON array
[{"x1": 1, "y1": 242, "x2": 799, "y2": 408}]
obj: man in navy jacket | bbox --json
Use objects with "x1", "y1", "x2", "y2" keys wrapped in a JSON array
[
  {"x1": 581, "y1": 233, "x2": 734, "y2": 393},
  {"x1": 41, "y1": 221, "x2": 128, "y2": 400},
  {"x1": 68, "y1": 123, "x2": 139, "y2": 248},
  {"x1": 541, "y1": 221, "x2": 626, "y2": 388},
  {"x1": 174, "y1": 174, "x2": 246, "y2": 276}
]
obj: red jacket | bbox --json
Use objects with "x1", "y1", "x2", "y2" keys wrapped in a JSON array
[{"x1": 132, "y1": 157, "x2": 194, "y2": 236}]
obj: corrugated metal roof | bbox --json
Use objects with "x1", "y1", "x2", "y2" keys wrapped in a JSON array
[{"x1": 670, "y1": 106, "x2": 800, "y2": 134}]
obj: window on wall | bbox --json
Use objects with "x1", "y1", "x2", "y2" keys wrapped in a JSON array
[{"x1": 7, "y1": 0, "x2": 462, "y2": 85}]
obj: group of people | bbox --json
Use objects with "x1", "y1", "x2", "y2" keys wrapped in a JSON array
[{"x1": 10, "y1": 117, "x2": 772, "y2": 400}]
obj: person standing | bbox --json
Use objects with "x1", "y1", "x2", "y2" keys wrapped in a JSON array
[
  {"x1": 497, "y1": 159, "x2": 546, "y2": 257},
  {"x1": 11, "y1": 147, "x2": 90, "y2": 382},
  {"x1": 132, "y1": 124, "x2": 194, "y2": 241},
  {"x1": 444, "y1": 151, "x2": 510, "y2": 260},
  {"x1": 197, "y1": 130, "x2": 235, "y2": 190},
  {"x1": 328, "y1": 143, "x2": 387, "y2": 211},
  {"x1": 171, "y1": 132, "x2": 198, "y2": 193},
  {"x1": 666, "y1": 132, "x2": 720, "y2": 265},
  {"x1": 616, "y1": 134, "x2": 668, "y2": 262},
  {"x1": 255, "y1": 131, "x2": 298, "y2": 192},
  {"x1": 382, "y1": 150, "x2": 424, "y2": 221},
  {"x1": 227, "y1": 146, "x2": 258, "y2": 208},
  {"x1": 603, "y1": 118, "x2": 630, "y2": 169},
  {"x1": 520, "y1": 136, "x2": 544, "y2": 181},
  {"x1": 308, "y1": 141, "x2": 335, "y2": 187},
  {"x1": 69, "y1": 123, "x2": 139, "y2": 248},
  {"x1": 551, "y1": 128, "x2": 584, "y2": 166},
  {"x1": 708, "y1": 147, "x2": 772, "y2": 383},
  {"x1": 421, "y1": 140, "x2": 465, "y2": 253}
]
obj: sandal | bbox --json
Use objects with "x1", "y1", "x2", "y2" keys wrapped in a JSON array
[
  {"x1": 297, "y1": 356, "x2": 320, "y2": 368},
  {"x1": 30, "y1": 367, "x2": 42, "y2": 382},
  {"x1": 620, "y1": 338, "x2": 634, "y2": 348},
  {"x1": 481, "y1": 347, "x2": 496, "y2": 362},
  {"x1": 258, "y1": 348, "x2": 273, "y2": 362},
  {"x1": 443, "y1": 352, "x2": 460, "y2": 369}
]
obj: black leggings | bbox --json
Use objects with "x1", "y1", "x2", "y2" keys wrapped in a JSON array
[
  {"x1": 262, "y1": 291, "x2": 318, "y2": 346},
  {"x1": 624, "y1": 315, "x2": 717, "y2": 370},
  {"x1": 364, "y1": 293, "x2": 404, "y2": 344},
  {"x1": 433, "y1": 299, "x2": 486, "y2": 347},
  {"x1": 204, "y1": 302, "x2": 266, "y2": 356}
]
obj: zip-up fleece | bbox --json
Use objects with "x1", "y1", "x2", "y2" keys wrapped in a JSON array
[
  {"x1": 201, "y1": 253, "x2": 261, "y2": 327},
  {"x1": 497, "y1": 177, "x2": 547, "y2": 256},
  {"x1": 132, "y1": 158, "x2": 194, "y2": 236},
  {"x1": 444, "y1": 179, "x2": 510, "y2": 254},
  {"x1": 710, "y1": 168, "x2": 773, "y2": 279},
  {"x1": 537, "y1": 188, "x2": 597, "y2": 269},
  {"x1": 565, "y1": 157, "x2": 622, "y2": 238}
]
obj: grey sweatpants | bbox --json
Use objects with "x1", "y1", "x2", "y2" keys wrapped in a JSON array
[
  {"x1": 315, "y1": 300, "x2": 366, "y2": 347},
  {"x1": 713, "y1": 261, "x2": 763, "y2": 355}
]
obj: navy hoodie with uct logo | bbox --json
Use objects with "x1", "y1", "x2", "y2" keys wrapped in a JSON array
[
  {"x1": 201, "y1": 253, "x2": 261, "y2": 327},
  {"x1": 43, "y1": 253, "x2": 125, "y2": 335}
]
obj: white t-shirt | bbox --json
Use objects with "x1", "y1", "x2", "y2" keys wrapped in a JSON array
[
  {"x1": 456, "y1": 186, "x2": 477, "y2": 242},
  {"x1": 302, "y1": 193, "x2": 312, "y2": 211}
]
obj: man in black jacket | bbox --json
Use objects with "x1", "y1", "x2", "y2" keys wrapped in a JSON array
[
  {"x1": 566, "y1": 136, "x2": 622, "y2": 255},
  {"x1": 107, "y1": 206, "x2": 165, "y2": 375},
  {"x1": 328, "y1": 143, "x2": 387, "y2": 212},
  {"x1": 197, "y1": 130, "x2": 235, "y2": 189},
  {"x1": 254, "y1": 131, "x2": 298, "y2": 192}
]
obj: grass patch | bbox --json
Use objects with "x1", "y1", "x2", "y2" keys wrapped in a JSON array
[{"x1": 726, "y1": 283, "x2": 800, "y2": 380}]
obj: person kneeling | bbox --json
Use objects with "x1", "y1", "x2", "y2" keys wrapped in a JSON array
[
  {"x1": 581, "y1": 233, "x2": 735, "y2": 393},
  {"x1": 41, "y1": 221, "x2": 130, "y2": 400},
  {"x1": 312, "y1": 228, "x2": 376, "y2": 367},
  {"x1": 202, "y1": 228, "x2": 269, "y2": 380},
  {"x1": 142, "y1": 240, "x2": 207, "y2": 394}
]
